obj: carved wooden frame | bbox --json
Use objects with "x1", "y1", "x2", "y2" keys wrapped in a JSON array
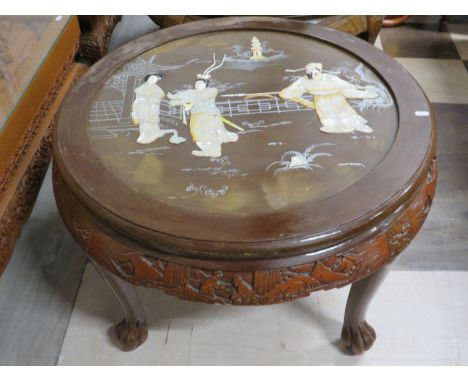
[
  {"x1": 0, "y1": 123, "x2": 55, "y2": 273},
  {"x1": 53, "y1": 156, "x2": 437, "y2": 306},
  {"x1": 76, "y1": 16, "x2": 121, "y2": 65},
  {"x1": 0, "y1": 42, "x2": 85, "y2": 275}
]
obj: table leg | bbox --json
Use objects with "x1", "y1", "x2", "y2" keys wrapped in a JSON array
[
  {"x1": 91, "y1": 260, "x2": 148, "y2": 351},
  {"x1": 341, "y1": 263, "x2": 392, "y2": 355}
]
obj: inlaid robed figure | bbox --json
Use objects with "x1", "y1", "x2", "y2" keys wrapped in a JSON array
[
  {"x1": 131, "y1": 73, "x2": 165, "y2": 144},
  {"x1": 167, "y1": 54, "x2": 242, "y2": 158},
  {"x1": 280, "y1": 63, "x2": 379, "y2": 134},
  {"x1": 132, "y1": 73, "x2": 185, "y2": 145}
]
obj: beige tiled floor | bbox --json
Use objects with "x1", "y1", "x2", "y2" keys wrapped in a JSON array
[
  {"x1": 58, "y1": 265, "x2": 468, "y2": 365},
  {"x1": 448, "y1": 24, "x2": 468, "y2": 60},
  {"x1": 396, "y1": 58, "x2": 468, "y2": 104},
  {"x1": 377, "y1": 33, "x2": 467, "y2": 105}
]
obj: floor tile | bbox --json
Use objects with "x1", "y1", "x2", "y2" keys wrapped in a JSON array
[
  {"x1": 380, "y1": 22, "x2": 460, "y2": 59},
  {"x1": 395, "y1": 103, "x2": 468, "y2": 271},
  {"x1": 408, "y1": 16, "x2": 442, "y2": 25},
  {"x1": 0, "y1": 168, "x2": 87, "y2": 365},
  {"x1": 57, "y1": 265, "x2": 468, "y2": 365},
  {"x1": 448, "y1": 24, "x2": 468, "y2": 60},
  {"x1": 395, "y1": 58, "x2": 468, "y2": 104}
]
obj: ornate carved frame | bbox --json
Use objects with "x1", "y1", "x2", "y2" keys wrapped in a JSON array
[
  {"x1": 53, "y1": 156, "x2": 437, "y2": 306},
  {"x1": 0, "y1": 18, "x2": 86, "y2": 275},
  {"x1": 76, "y1": 16, "x2": 121, "y2": 65}
]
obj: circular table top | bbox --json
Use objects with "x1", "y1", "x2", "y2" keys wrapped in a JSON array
[{"x1": 55, "y1": 17, "x2": 435, "y2": 261}]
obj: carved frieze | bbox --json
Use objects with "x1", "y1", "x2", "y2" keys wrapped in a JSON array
[{"x1": 53, "y1": 156, "x2": 438, "y2": 305}]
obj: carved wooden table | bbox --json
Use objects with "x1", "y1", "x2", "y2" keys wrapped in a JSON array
[{"x1": 53, "y1": 17, "x2": 437, "y2": 354}]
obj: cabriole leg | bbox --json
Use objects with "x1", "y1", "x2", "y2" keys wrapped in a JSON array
[
  {"x1": 341, "y1": 263, "x2": 392, "y2": 355},
  {"x1": 91, "y1": 260, "x2": 148, "y2": 351}
]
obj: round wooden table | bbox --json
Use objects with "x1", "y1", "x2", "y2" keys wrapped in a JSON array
[{"x1": 53, "y1": 17, "x2": 437, "y2": 354}]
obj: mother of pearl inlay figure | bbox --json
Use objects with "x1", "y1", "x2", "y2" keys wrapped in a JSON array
[
  {"x1": 132, "y1": 72, "x2": 186, "y2": 145},
  {"x1": 279, "y1": 63, "x2": 379, "y2": 134},
  {"x1": 167, "y1": 54, "x2": 242, "y2": 158}
]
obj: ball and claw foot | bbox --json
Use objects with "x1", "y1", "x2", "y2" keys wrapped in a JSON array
[
  {"x1": 341, "y1": 321, "x2": 376, "y2": 355},
  {"x1": 114, "y1": 318, "x2": 148, "y2": 351},
  {"x1": 340, "y1": 264, "x2": 391, "y2": 355}
]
